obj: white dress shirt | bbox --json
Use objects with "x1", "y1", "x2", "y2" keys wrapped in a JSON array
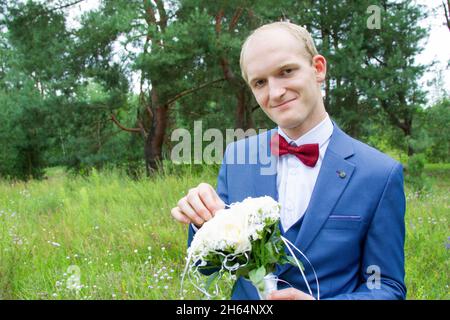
[{"x1": 277, "y1": 114, "x2": 333, "y2": 232}]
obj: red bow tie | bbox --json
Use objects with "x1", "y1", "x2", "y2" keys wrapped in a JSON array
[{"x1": 270, "y1": 133, "x2": 319, "y2": 167}]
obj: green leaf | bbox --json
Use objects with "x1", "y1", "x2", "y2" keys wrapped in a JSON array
[
  {"x1": 248, "y1": 266, "x2": 266, "y2": 291},
  {"x1": 205, "y1": 271, "x2": 220, "y2": 292},
  {"x1": 264, "y1": 242, "x2": 278, "y2": 264},
  {"x1": 284, "y1": 255, "x2": 304, "y2": 270}
]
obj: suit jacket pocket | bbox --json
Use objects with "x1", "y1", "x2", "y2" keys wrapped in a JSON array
[{"x1": 323, "y1": 214, "x2": 362, "y2": 230}]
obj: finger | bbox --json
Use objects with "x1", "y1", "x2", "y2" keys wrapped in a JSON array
[
  {"x1": 187, "y1": 189, "x2": 212, "y2": 222},
  {"x1": 198, "y1": 183, "x2": 225, "y2": 215},
  {"x1": 198, "y1": 189, "x2": 223, "y2": 216},
  {"x1": 211, "y1": 192, "x2": 225, "y2": 213},
  {"x1": 171, "y1": 207, "x2": 190, "y2": 224},
  {"x1": 178, "y1": 197, "x2": 204, "y2": 226},
  {"x1": 267, "y1": 288, "x2": 307, "y2": 300}
]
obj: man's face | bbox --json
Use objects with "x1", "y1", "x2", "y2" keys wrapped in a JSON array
[{"x1": 242, "y1": 28, "x2": 327, "y2": 138}]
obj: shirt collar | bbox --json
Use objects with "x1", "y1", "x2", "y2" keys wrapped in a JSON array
[{"x1": 277, "y1": 113, "x2": 333, "y2": 147}]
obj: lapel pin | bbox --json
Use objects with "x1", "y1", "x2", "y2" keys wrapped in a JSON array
[{"x1": 337, "y1": 170, "x2": 346, "y2": 179}]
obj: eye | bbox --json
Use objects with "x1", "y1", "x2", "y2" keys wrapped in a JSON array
[
  {"x1": 254, "y1": 79, "x2": 266, "y2": 88},
  {"x1": 281, "y1": 68, "x2": 293, "y2": 75}
]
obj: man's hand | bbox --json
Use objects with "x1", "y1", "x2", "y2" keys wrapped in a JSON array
[
  {"x1": 171, "y1": 183, "x2": 225, "y2": 228},
  {"x1": 267, "y1": 288, "x2": 316, "y2": 300}
]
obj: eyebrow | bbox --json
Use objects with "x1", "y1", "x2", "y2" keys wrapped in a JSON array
[
  {"x1": 277, "y1": 62, "x2": 300, "y2": 71},
  {"x1": 248, "y1": 62, "x2": 300, "y2": 85}
]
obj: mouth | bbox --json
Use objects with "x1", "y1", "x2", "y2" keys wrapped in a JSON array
[{"x1": 272, "y1": 98, "x2": 297, "y2": 109}]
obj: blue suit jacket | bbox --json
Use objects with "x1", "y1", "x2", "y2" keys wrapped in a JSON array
[{"x1": 188, "y1": 123, "x2": 406, "y2": 300}]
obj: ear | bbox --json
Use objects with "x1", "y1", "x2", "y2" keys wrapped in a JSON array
[{"x1": 312, "y1": 55, "x2": 327, "y2": 82}]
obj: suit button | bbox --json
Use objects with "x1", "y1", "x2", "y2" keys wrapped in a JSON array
[{"x1": 337, "y1": 170, "x2": 346, "y2": 178}]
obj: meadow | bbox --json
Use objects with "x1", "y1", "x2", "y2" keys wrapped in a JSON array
[{"x1": 0, "y1": 163, "x2": 448, "y2": 300}]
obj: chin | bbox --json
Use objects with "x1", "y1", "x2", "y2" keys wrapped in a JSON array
[{"x1": 275, "y1": 116, "x2": 306, "y2": 130}]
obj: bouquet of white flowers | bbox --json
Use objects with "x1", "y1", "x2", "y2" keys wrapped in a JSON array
[{"x1": 181, "y1": 196, "x2": 302, "y2": 299}]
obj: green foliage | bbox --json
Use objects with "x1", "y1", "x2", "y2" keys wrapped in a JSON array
[
  {"x1": 422, "y1": 98, "x2": 450, "y2": 162},
  {"x1": 0, "y1": 1, "x2": 79, "y2": 179},
  {"x1": 401, "y1": 97, "x2": 450, "y2": 165},
  {"x1": 5, "y1": 2, "x2": 71, "y2": 88},
  {"x1": 0, "y1": 0, "x2": 444, "y2": 180},
  {"x1": 0, "y1": 81, "x2": 48, "y2": 180},
  {"x1": 405, "y1": 153, "x2": 429, "y2": 192}
]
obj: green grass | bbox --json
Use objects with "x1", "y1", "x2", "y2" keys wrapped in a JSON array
[
  {"x1": 404, "y1": 166, "x2": 450, "y2": 299},
  {"x1": 0, "y1": 164, "x2": 448, "y2": 300},
  {"x1": 0, "y1": 165, "x2": 220, "y2": 300}
]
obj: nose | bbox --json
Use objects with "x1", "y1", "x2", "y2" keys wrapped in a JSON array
[{"x1": 268, "y1": 78, "x2": 286, "y2": 104}]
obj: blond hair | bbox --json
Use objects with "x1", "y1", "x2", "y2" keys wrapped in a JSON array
[{"x1": 240, "y1": 22, "x2": 319, "y2": 83}]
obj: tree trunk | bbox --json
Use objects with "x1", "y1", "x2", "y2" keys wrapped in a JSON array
[
  {"x1": 144, "y1": 84, "x2": 169, "y2": 176},
  {"x1": 407, "y1": 144, "x2": 414, "y2": 156},
  {"x1": 245, "y1": 93, "x2": 255, "y2": 130},
  {"x1": 215, "y1": 10, "x2": 254, "y2": 131},
  {"x1": 401, "y1": 119, "x2": 414, "y2": 156},
  {"x1": 235, "y1": 88, "x2": 246, "y2": 129}
]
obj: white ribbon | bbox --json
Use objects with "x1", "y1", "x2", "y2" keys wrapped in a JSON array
[
  {"x1": 180, "y1": 218, "x2": 320, "y2": 300},
  {"x1": 280, "y1": 235, "x2": 320, "y2": 300},
  {"x1": 180, "y1": 249, "x2": 250, "y2": 299}
]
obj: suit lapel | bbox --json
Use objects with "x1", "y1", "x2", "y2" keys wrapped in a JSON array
[
  {"x1": 252, "y1": 129, "x2": 279, "y2": 200},
  {"x1": 251, "y1": 124, "x2": 356, "y2": 254},
  {"x1": 294, "y1": 124, "x2": 355, "y2": 253}
]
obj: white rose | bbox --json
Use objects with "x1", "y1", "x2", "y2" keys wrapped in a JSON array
[
  {"x1": 188, "y1": 196, "x2": 280, "y2": 260},
  {"x1": 190, "y1": 207, "x2": 251, "y2": 259},
  {"x1": 217, "y1": 208, "x2": 251, "y2": 253}
]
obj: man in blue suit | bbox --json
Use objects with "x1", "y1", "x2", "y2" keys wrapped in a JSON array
[{"x1": 171, "y1": 21, "x2": 406, "y2": 300}]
